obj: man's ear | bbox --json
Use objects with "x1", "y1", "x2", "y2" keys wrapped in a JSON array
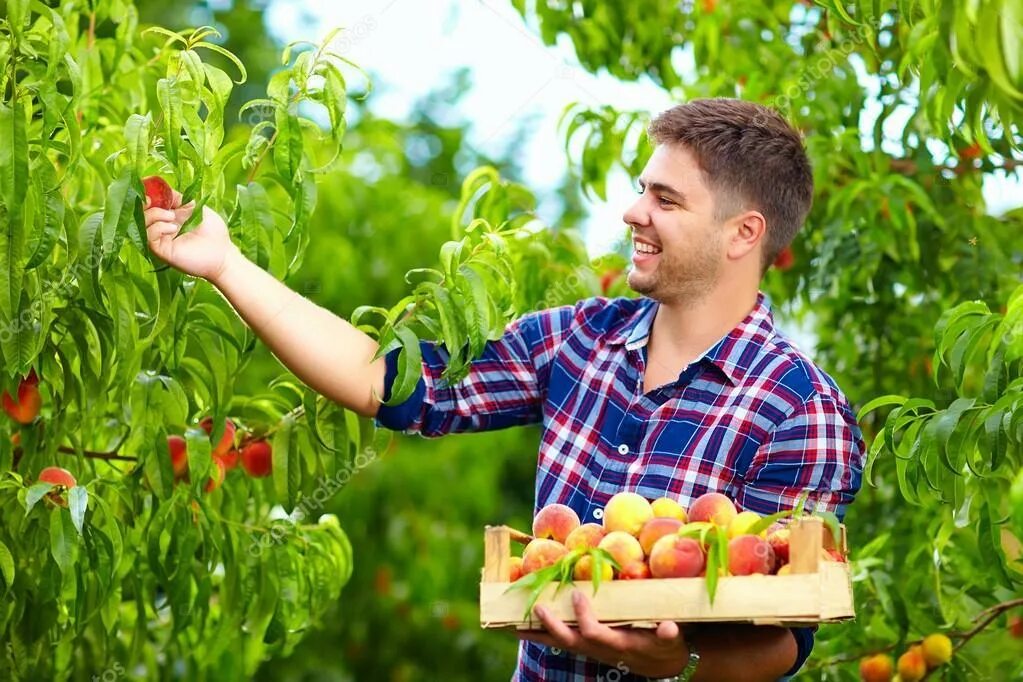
[{"x1": 727, "y1": 211, "x2": 766, "y2": 260}]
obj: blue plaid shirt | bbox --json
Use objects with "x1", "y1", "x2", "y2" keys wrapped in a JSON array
[{"x1": 377, "y1": 293, "x2": 865, "y2": 681}]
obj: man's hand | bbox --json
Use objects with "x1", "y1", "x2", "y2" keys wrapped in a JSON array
[
  {"x1": 517, "y1": 590, "x2": 689, "y2": 678},
  {"x1": 143, "y1": 190, "x2": 239, "y2": 282}
]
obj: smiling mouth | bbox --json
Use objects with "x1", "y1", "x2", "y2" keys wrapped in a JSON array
[{"x1": 633, "y1": 241, "x2": 662, "y2": 255}]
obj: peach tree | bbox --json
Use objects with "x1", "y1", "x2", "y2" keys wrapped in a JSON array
[{"x1": 0, "y1": 1, "x2": 604, "y2": 678}]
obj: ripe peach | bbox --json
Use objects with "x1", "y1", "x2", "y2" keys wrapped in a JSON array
[
  {"x1": 897, "y1": 646, "x2": 926, "y2": 682},
  {"x1": 573, "y1": 555, "x2": 612, "y2": 581},
  {"x1": 565, "y1": 523, "x2": 606, "y2": 552},
  {"x1": 727, "y1": 535, "x2": 775, "y2": 576},
  {"x1": 142, "y1": 175, "x2": 174, "y2": 209},
  {"x1": 508, "y1": 556, "x2": 524, "y2": 582},
  {"x1": 532, "y1": 503, "x2": 581, "y2": 544},
  {"x1": 826, "y1": 548, "x2": 846, "y2": 563},
  {"x1": 200, "y1": 417, "x2": 236, "y2": 458},
  {"x1": 650, "y1": 497, "x2": 687, "y2": 521},
  {"x1": 1011, "y1": 615, "x2": 1023, "y2": 638},
  {"x1": 603, "y1": 492, "x2": 653, "y2": 536},
  {"x1": 39, "y1": 466, "x2": 76, "y2": 489},
  {"x1": 858, "y1": 653, "x2": 893, "y2": 682},
  {"x1": 241, "y1": 440, "x2": 272, "y2": 477},
  {"x1": 687, "y1": 492, "x2": 737, "y2": 527},
  {"x1": 921, "y1": 633, "x2": 952, "y2": 667},
  {"x1": 598, "y1": 531, "x2": 644, "y2": 570},
  {"x1": 648, "y1": 535, "x2": 705, "y2": 578},
  {"x1": 3, "y1": 372, "x2": 41, "y2": 425},
  {"x1": 521, "y1": 539, "x2": 568, "y2": 575},
  {"x1": 203, "y1": 457, "x2": 226, "y2": 493},
  {"x1": 619, "y1": 560, "x2": 651, "y2": 580},
  {"x1": 773, "y1": 246, "x2": 795, "y2": 270},
  {"x1": 727, "y1": 510, "x2": 763, "y2": 538},
  {"x1": 766, "y1": 525, "x2": 791, "y2": 564},
  {"x1": 218, "y1": 449, "x2": 240, "y2": 471},
  {"x1": 638, "y1": 517, "x2": 684, "y2": 556},
  {"x1": 775, "y1": 564, "x2": 792, "y2": 575},
  {"x1": 167, "y1": 435, "x2": 188, "y2": 479}
]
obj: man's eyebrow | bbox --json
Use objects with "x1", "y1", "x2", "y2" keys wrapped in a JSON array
[{"x1": 637, "y1": 178, "x2": 687, "y2": 202}]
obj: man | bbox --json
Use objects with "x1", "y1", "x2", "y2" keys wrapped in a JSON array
[{"x1": 145, "y1": 98, "x2": 864, "y2": 681}]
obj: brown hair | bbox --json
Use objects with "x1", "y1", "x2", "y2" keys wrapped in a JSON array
[{"x1": 647, "y1": 99, "x2": 813, "y2": 275}]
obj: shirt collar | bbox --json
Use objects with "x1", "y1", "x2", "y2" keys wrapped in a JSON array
[{"x1": 605, "y1": 292, "x2": 777, "y2": 386}]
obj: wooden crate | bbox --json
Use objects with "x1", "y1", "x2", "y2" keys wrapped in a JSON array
[{"x1": 479, "y1": 517, "x2": 855, "y2": 629}]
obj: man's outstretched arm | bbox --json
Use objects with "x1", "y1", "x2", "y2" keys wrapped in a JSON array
[{"x1": 144, "y1": 197, "x2": 387, "y2": 418}]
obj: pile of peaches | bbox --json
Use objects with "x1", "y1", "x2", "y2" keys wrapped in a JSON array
[{"x1": 508, "y1": 491, "x2": 842, "y2": 583}]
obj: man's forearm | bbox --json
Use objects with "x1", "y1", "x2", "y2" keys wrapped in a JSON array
[
  {"x1": 690, "y1": 624, "x2": 797, "y2": 682},
  {"x1": 210, "y1": 246, "x2": 387, "y2": 418}
]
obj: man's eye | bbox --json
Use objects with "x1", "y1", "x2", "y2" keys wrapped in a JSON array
[{"x1": 658, "y1": 196, "x2": 675, "y2": 206}]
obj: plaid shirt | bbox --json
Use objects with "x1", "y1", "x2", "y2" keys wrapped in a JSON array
[{"x1": 377, "y1": 293, "x2": 865, "y2": 682}]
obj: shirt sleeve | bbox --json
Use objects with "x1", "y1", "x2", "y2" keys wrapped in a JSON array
[
  {"x1": 374, "y1": 305, "x2": 575, "y2": 437},
  {"x1": 783, "y1": 625, "x2": 817, "y2": 678},
  {"x1": 733, "y1": 393, "x2": 865, "y2": 521}
]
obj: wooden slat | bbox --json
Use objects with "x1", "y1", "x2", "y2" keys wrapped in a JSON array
[
  {"x1": 483, "y1": 525, "x2": 511, "y2": 582},
  {"x1": 788, "y1": 517, "x2": 823, "y2": 574}
]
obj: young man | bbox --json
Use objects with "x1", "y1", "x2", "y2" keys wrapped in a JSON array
[{"x1": 145, "y1": 98, "x2": 864, "y2": 681}]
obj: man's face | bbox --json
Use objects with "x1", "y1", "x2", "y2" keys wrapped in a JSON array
[{"x1": 621, "y1": 144, "x2": 728, "y2": 306}]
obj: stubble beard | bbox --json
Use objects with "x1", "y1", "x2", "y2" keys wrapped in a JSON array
[{"x1": 627, "y1": 238, "x2": 722, "y2": 307}]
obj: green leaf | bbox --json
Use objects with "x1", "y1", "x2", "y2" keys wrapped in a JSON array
[
  {"x1": 384, "y1": 326, "x2": 423, "y2": 407},
  {"x1": 273, "y1": 109, "x2": 303, "y2": 182},
  {"x1": 857, "y1": 394, "x2": 907, "y2": 422},
  {"x1": 273, "y1": 415, "x2": 299, "y2": 511},
  {"x1": 68, "y1": 486, "x2": 88, "y2": 536},
  {"x1": 124, "y1": 113, "x2": 152, "y2": 177},
  {"x1": 49, "y1": 507, "x2": 78, "y2": 575},
  {"x1": 0, "y1": 539, "x2": 14, "y2": 589},
  {"x1": 101, "y1": 170, "x2": 139, "y2": 263},
  {"x1": 25, "y1": 482, "x2": 54, "y2": 514}
]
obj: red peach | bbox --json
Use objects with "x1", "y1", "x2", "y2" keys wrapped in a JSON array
[
  {"x1": 532, "y1": 503, "x2": 581, "y2": 544},
  {"x1": 565, "y1": 523, "x2": 606, "y2": 552},
  {"x1": 38, "y1": 466, "x2": 76, "y2": 489},
  {"x1": 200, "y1": 417, "x2": 236, "y2": 459},
  {"x1": 508, "y1": 556, "x2": 524, "y2": 582},
  {"x1": 1010, "y1": 615, "x2": 1023, "y2": 638},
  {"x1": 638, "y1": 517, "x2": 684, "y2": 556},
  {"x1": 728, "y1": 535, "x2": 775, "y2": 576},
  {"x1": 603, "y1": 492, "x2": 653, "y2": 536},
  {"x1": 766, "y1": 525, "x2": 791, "y2": 564},
  {"x1": 897, "y1": 646, "x2": 926, "y2": 682},
  {"x1": 167, "y1": 435, "x2": 188, "y2": 479},
  {"x1": 142, "y1": 175, "x2": 174, "y2": 209},
  {"x1": 521, "y1": 539, "x2": 568, "y2": 575},
  {"x1": 597, "y1": 531, "x2": 644, "y2": 570},
  {"x1": 648, "y1": 535, "x2": 705, "y2": 578},
  {"x1": 241, "y1": 440, "x2": 272, "y2": 478},
  {"x1": 2, "y1": 374, "x2": 41, "y2": 425},
  {"x1": 687, "y1": 492, "x2": 738, "y2": 527},
  {"x1": 619, "y1": 561, "x2": 651, "y2": 580},
  {"x1": 859, "y1": 654, "x2": 893, "y2": 682},
  {"x1": 203, "y1": 457, "x2": 226, "y2": 493}
]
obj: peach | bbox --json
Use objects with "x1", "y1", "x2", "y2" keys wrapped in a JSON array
[
  {"x1": 142, "y1": 176, "x2": 174, "y2": 209},
  {"x1": 638, "y1": 517, "x2": 684, "y2": 556},
  {"x1": 532, "y1": 503, "x2": 581, "y2": 544},
  {"x1": 3, "y1": 372, "x2": 41, "y2": 425},
  {"x1": 897, "y1": 646, "x2": 926, "y2": 681},
  {"x1": 241, "y1": 440, "x2": 272, "y2": 478},
  {"x1": 218, "y1": 449, "x2": 240, "y2": 471},
  {"x1": 687, "y1": 492, "x2": 737, "y2": 527},
  {"x1": 826, "y1": 548, "x2": 846, "y2": 563},
  {"x1": 39, "y1": 466, "x2": 76, "y2": 489},
  {"x1": 921, "y1": 634, "x2": 952, "y2": 667},
  {"x1": 200, "y1": 417, "x2": 236, "y2": 459},
  {"x1": 727, "y1": 510, "x2": 763, "y2": 538},
  {"x1": 775, "y1": 564, "x2": 792, "y2": 575},
  {"x1": 521, "y1": 539, "x2": 568, "y2": 575},
  {"x1": 167, "y1": 435, "x2": 188, "y2": 479},
  {"x1": 573, "y1": 555, "x2": 612, "y2": 581},
  {"x1": 858, "y1": 653, "x2": 893, "y2": 682},
  {"x1": 565, "y1": 523, "x2": 606, "y2": 552},
  {"x1": 650, "y1": 497, "x2": 687, "y2": 521},
  {"x1": 727, "y1": 535, "x2": 775, "y2": 576},
  {"x1": 1011, "y1": 615, "x2": 1023, "y2": 639},
  {"x1": 597, "y1": 531, "x2": 644, "y2": 569},
  {"x1": 619, "y1": 561, "x2": 651, "y2": 580},
  {"x1": 648, "y1": 535, "x2": 705, "y2": 578},
  {"x1": 603, "y1": 492, "x2": 653, "y2": 536},
  {"x1": 766, "y1": 525, "x2": 791, "y2": 564},
  {"x1": 507, "y1": 556, "x2": 524, "y2": 582}
]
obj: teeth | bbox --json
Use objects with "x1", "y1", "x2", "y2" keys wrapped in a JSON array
[{"x1": 634, "y1": 242, "x2": 662, "y2": 255}]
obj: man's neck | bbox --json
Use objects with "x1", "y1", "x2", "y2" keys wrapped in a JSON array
[{"x1": 649, "y1": 286, "x2": 759, "y2": 363}]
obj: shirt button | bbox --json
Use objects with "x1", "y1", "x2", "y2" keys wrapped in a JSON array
[
  {"x1": 593, "y1": 508, "x2": 604, "y2": 520},
  {"x1": 550, "y1": 647, "x2": 562, "y2": 655},
  {"x1": 617, "y1": 444, "x2": 629, "y2": 455}
]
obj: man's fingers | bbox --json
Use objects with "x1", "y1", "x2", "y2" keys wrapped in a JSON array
[
  {"x1": 655, "y1": 620, "x2": 680, "y2": 640},
  {"x1": 533, "y1": 605, "x2": 580, "y2": 649},
  {"x1": 147, "y1": 221, "x2": 180, "y2": 241},
  {"x1": 572, "y1": 591, "x2": 626, "y2": 649},
  {"x1": 515, "y1": 630, "x2": 560, "y2": 648},
  {"x1": 144, "y1": 208, "x2": 177, "y2": 227}
]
